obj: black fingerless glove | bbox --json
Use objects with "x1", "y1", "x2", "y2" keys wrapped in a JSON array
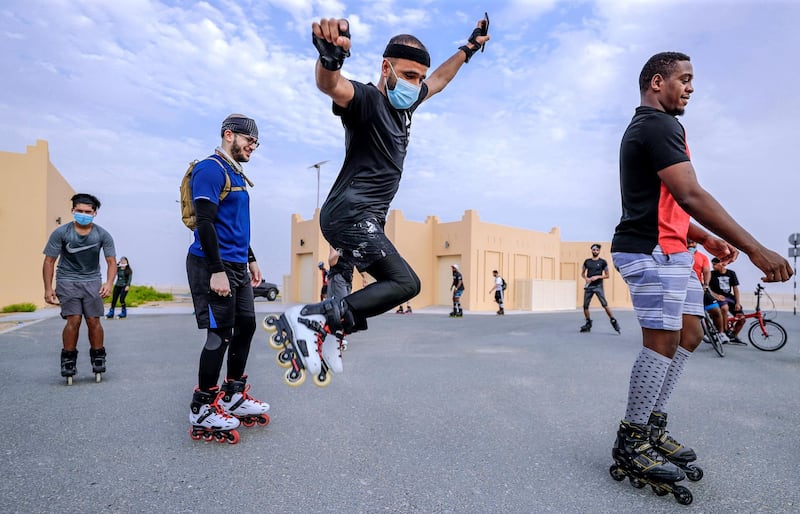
[
  {"x1": 460, "y1": 16, "x2": 489, "y2": 63},
  {"x1": 313, "y1": 27, "x2": 351, "y2": 71}
]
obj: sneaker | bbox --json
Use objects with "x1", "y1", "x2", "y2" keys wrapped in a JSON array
[
  {"x1": 727, "y1": 333, "x2": 747, "y2": 345},
  {"x1": 610, "y1": 318, "x2": 621, "y2": 333},
  {"x1": 718, "y1": 332, "x2": 730, "y2": 344}
]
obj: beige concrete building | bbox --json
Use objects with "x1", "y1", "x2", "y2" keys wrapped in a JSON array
[
  {"x1": 0, "y1": 141, "x2": 75, "y2": 309},
  {"x1": 287, "y1": 209, "x2": 630, "y2": 312}
]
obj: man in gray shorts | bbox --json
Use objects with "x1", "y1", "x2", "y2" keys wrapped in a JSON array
[
  {"x1": 43, "y1": 193, "x2": 116, "y2": 383},
  {"x1": 609, "y1": 52, "x2": 792, "y2": 491}
]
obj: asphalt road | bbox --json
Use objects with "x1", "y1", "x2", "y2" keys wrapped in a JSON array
[{"x1": 1, "y1": 307, "x2": 798, "y2": 513}]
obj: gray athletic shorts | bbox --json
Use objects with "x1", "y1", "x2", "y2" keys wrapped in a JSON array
[
  {"x1": 56, "y1": 279, "x2": 104, "y2": 318},
  {"x1": 612, "y1": 245, "x2": 703, "y2": 331},
  {"x1": 583, "y1": 284, "x2": 608, "y2": 309}
]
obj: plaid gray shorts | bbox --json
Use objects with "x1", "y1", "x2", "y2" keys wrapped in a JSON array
[{"x1": 612, "y1": 246, "x2": 703, "y2": 331}]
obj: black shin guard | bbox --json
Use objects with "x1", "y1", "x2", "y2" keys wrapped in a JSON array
[{"x1": 198, "y1": 327, "x2": 232, "y2": 390}]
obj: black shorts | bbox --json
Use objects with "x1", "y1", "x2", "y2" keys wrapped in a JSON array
[
  {"x1": 583, "y1": 284, "x2": 608, "y2": 309},
  {"x1": 322, "y1": 217, "x2": 400, "y2": 273},
  {"x1": 186, "y1": 253, "x2": 254, "y2": 330},
  {"x1": 703, "y1": 290, "x2": 719, "y2": 308}
]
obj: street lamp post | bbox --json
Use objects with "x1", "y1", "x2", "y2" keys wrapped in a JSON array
[
  {"x1": 308, "y1": 160, "x2": 329, "y2": 211},
  {"x1": 789, "y1": 232, "x2": 800, "y2": 315}
]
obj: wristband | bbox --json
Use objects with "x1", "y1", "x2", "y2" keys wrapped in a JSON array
[
  {"x1": 459, "y1": 44, "x2": 478, "y2": 63},
  {"x1": 313, "y1": 27, "x2": 351, "y2": 71}
]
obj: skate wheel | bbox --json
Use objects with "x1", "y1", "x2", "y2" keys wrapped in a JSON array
[
  {"x1": 609, "y1": 465, "x2": 626, "y2": 482},
  {"x1": 284, "y1": 367, "x2": 306, "y2": 387},
  {"x1": 673, "y1": 485, "x2": 693, "y2": 505},
  {"x1": 268, "y1": 332, "x2": 284, "y2": 350},
  {"x1": 685, "y1": 466, "x2": 703, "y2": 482},
  {"x1": 262, "y1": 315, "x2": 279, "y2": 334},
  {"x1": 66, "y1": 376, "x2": 73, "y2": 386},
  {"x1": 241, "y1": 418, "x2": 256, "y2": 428},
  {"x1": 312, "y1": 371, "x2": 331, "y2": 387},
  {"x1": 202, "y1": 432, "x2": 215, "y2": 442},
  {"x1": 95, "y1": 373, "x2": 102, "y2": 383},
  {"x1": 276, "y1": 350, "x2": 293, "y2": 369},
  {"x1": 257, "y1": 414, "x2": 270, "y2": 426},
  {"x1": 652, "y1": 485, "x2": 669, "y2": 496},
  {"x1": 189, "y1": 428, "x2": 202, "y2": 441},
  {"x1": 226, "y1": 430, "x2": 240, "y2": 444}
]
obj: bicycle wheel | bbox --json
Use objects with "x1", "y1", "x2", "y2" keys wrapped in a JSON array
[
  {"x1": 702, "y1": 316, "x2": 725, "y2": 357},
  {"x1": 747, "y1": 320, "x2": 787, "y2": 351}
]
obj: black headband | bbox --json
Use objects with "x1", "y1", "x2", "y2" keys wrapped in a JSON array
[{"x1": 383, "y1": 43, "x2": 430, "y2": 67}]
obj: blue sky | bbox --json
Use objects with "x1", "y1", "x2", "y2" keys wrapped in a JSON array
[{"x1": 2, "y1": 0, "x2": 798, "y2": 294}]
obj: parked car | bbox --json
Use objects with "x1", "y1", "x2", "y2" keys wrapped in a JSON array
[{"x1": 253, "y1": 279, "x2": 279, "y2": 301}]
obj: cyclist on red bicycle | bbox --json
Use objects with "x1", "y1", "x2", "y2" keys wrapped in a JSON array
[
  {"x1": 709, "y1": 257, "x2": 746, "y2": 343},
  {"x1": 688, "y1": 239, "x2": 729, "y2": 344}
]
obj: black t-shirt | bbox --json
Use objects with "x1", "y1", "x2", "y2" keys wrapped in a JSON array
[
  {"x1": 320, "y1": 80, "x2": 429, "y2": 232},
  {"x1": 583, "y1": 257, "x2": 608, "y2": 284},
  {"x1": 709, "y1": 269, "x2": 739, "y2": 299},
  {"x1": 611, "y1": 106, "x2": 691, "y2": 254},
  {"x1": 451, "y1": 270, "x2": 464, "y2": 292}
]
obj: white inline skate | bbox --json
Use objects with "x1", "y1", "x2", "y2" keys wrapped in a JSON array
[
  {"x1": 219, "y1": 375, "x2": 270, "y2": 428},
  {"x1": 189, "y1": 388, "x2": 241, "y2": 444},
  {"x1": 263, "y1": 298, "x2": 349, "y2": 387}
]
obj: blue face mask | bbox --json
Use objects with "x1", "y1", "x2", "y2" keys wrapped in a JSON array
[
  {"x1": 73, "y1": 212, "x2": 94, "y2": 226},
  {"x1": 386, "y1": 61, "x2": 421, "y2": 110},
  {"x1": 688, "y1": 246, "x2": 697, "y2": 254}
]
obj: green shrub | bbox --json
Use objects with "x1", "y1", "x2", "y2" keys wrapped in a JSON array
[
  {"x1": 2, "y1": 303, "x2": 37, "y2": 313},
  {"x1": 103, "y1": 285, "x2": 173, "y2": 307}
]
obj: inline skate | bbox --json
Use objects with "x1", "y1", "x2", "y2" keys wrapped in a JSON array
[
  {"x1": 609, "y1": 420, "x2": 693, "y2": 505},
  {"x1": 263, "y1": 298, "x2": 348, "y2": 387},
  {"x1": 220, "y1": 375, "x2": 270, "y2": 427},
  {"x1": 90, "y1": 347, "x2": 106, "y2": 383},
  {"x1": 649, "y1": 411, "x2": 703, "y2": 481},
  {"x1": 189, "y1": 388, "x2": 240, "y2": 444},
  {"x1": 60, "y1": 349, "x2": 78, "y2": 386},
  {"x1": 118, "y1": 307, "x2": 127, "y2": 319},
  {"x1": 580, "y1": 319, "x2": 592, "y2": 333},
  {"x1": 105, "y1": 308, "x2": 114, "y2": 319}
]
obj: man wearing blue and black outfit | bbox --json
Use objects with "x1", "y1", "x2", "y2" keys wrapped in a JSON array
[{"x1": 186, "y1": 114, "x2": 270, "y2": 440}]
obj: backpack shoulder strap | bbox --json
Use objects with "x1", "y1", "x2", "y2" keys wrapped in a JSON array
[{"x1": 207, "y1": 155, "x2": 233, "y2": 201}]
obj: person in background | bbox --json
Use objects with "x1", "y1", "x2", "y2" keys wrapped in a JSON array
[{"x1": 107, "y1": 256, "x2": 132, "y2": 319}]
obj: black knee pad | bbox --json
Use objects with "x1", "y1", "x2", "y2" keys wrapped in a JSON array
[{"x1": 204, "y1": 327, "x2": 233, "y2": 351}]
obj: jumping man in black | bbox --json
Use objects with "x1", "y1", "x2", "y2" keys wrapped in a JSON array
[{"x1": 270, "y1": 15, "x2": 490, "y2": 385}]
